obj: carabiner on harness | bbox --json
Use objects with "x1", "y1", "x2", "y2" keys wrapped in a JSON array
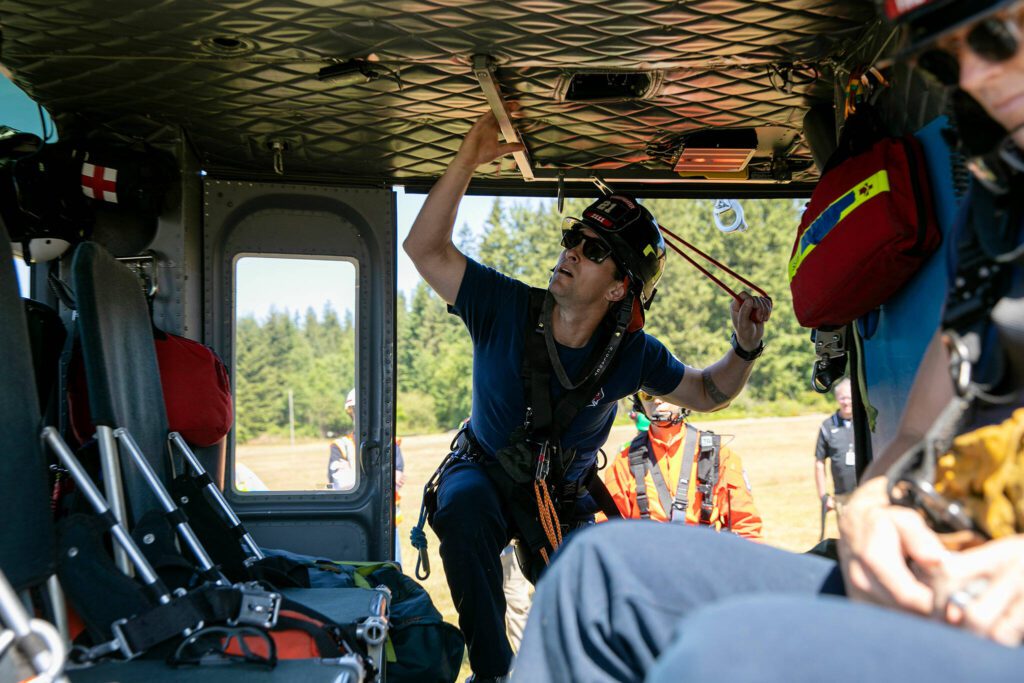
[
  {"x1": 811, "y1": 326, "x2": 848, "y2": 394},
  {"x1": 943, "y1": 330, "x2": 974, "y2": 398},
  {"x1": 410, "y1": 451, "x2": 454, "y2": 581},
  {"x1": 885, "y1": 391, "x2": 987, "y2": 542},
  {"x1": 534, "y1": 441, "x2": 552, "y2": 482}
]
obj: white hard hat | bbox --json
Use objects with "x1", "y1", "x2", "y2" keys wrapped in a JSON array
[{"x1": 345, "y1": 389, "x2": 356, "y2": 409}]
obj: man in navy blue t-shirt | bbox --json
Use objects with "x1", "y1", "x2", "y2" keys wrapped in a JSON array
[{"x1": 403, "y1": 112, "x2": 771, "y2": 682}]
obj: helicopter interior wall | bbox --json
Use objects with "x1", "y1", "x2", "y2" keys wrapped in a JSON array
[{"x1": 202, "y1": 180, "x2": 396, "y2": 561}]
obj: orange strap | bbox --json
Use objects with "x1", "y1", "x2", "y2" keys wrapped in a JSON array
[{"x1": 534, "y1": 480, "x2": 563, "y2": 563}]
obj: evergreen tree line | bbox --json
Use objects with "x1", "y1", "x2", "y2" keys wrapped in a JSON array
[
  {"x1": 235, "y1": 305, "x2": 356, "y2": 443},
  {"x1": 396, "y1": 196, "x2": 832, "y2": 434},
  {"x1": 235, "y1": 197, "x2": 832, "y2": 442}
]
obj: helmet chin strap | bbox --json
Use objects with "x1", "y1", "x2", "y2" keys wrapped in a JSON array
[{"x1": 649, "y1": 410, "x2": 685, "y2": 426}]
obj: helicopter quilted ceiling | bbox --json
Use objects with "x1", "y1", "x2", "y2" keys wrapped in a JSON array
[{"x1": 0, "y1": 0, "x2": 877, "y2": 186}]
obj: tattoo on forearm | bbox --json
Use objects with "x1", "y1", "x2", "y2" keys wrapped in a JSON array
[{"x1": 701, "y1": 370, "x2": 730, "y2": 405}]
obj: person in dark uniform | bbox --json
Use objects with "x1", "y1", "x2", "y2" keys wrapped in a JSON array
[
  {"x1": 815, "y1": 378, "x2": 856, "y2": 512},
  {"x1": 403, "y1": 112, "x2": 771, "y2": 682}
]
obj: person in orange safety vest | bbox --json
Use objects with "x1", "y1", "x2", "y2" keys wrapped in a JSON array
[{"x1": 598, "y1": 391, "x2": 762, "y2": 541}]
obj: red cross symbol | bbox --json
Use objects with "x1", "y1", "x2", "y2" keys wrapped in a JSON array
[{"x1": 81, "y1": 162, "x2": 119, "y2": 203}]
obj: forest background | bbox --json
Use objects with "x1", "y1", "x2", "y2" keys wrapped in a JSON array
[{"x1": 233, "y1": 196, "x2": 831, "y2": 443}]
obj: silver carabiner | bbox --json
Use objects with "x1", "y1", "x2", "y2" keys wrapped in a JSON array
[
  {"x1": 943, "y1": 331, "x2": 973, "y2": 397},
  {"x1": 712, "y1": 199, "x2": 747, "y2": 233}
]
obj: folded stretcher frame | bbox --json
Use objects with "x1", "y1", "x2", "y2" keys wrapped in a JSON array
[{"x1": 0, "y1": 241, "x2": 390, "y2": 682}]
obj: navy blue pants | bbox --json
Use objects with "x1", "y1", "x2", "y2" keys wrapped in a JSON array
[
  {"x1": 514, "y1": 521, "x2": 1023, "y2": 682},
  {"x1": 430, "y1": 460, "x2": 516, "y2": 677}
]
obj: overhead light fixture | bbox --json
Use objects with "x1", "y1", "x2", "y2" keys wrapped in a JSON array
[
  {"x1": 554, "y1": 71, "x2": 664, "y2": 102},
  {"x1": 675, "y1": 149, "x2": 756, "y2": 174},
  {"x1": 673, "y1": 129, "x2": 758, "y2": 174}
]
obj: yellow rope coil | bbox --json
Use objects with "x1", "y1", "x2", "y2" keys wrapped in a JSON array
[{"x1": 935, "y1": 407, "x2": 1024, "y2": 538}]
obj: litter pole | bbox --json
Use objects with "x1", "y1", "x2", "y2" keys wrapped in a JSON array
[
  {"x1": 113, "y1": 429, "x2": 227, "y2": 585},
  {"x1": 40, "y1": 427, "x2": 171, "y2": 604},
  {"x1": 168, "y1": 432, "x2": 265, "y2": 560}
]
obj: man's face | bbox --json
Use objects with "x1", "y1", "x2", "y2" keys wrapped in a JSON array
[
  {"x1": 944, "y1": 4, "x2": 1024, "y2": 146},
  {"x1": 549, "y1": 226, "x2": 625, "y2": 305},
  {"x1": 835, "y1": 384, "x2": 853, "y2": 420},
  {"x1": 640, "y1": 396, "x2": 683, "y2": 424}
]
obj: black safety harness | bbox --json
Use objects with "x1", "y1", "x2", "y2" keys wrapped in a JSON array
[
  {"x1": 627, "y1": 426, "x2": 723, "y2": 526},
  {"x1": 414, "y1": 287, "x2": 631, "y2": 582},
  {"x1": 494, "y1": 287, "x2": 634, "y2": 578}
]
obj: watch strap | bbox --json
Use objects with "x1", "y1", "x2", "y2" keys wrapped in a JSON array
[{"x1": 731, "y1": 331, "x2": 764, "y2": 361}]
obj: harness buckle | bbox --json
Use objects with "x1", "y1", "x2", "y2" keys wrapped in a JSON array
[
  {"x1": 229, "y1": 583, "x2": 281, "y2": 630},
  {"x1": 108, "y1": 618, "x2": 140, "y2": 660},
  {"x1": 670, "y1": 498, "x2": 688, "y2": 522}
]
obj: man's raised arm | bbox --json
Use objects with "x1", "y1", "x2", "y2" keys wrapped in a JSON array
[
  {"x1": 402, "y1": 112, "x2": 524, "y2": 305},
  {"x1": 663, "y1": 291, "x2": 772, "y2": 412}
]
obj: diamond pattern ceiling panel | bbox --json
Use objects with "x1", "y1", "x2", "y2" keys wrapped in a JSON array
[{"x1": 0, "y1": 0, "x2": 875, "y2": 185}]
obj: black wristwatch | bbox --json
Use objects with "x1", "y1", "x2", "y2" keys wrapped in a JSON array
[{"x1": 730, "y1": 331, "x2": 764, "y2": 362}]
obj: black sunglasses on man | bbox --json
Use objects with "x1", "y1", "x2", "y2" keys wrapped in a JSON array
[
  {"x1": 916, "y1": 3, "x2": 1023, "y2": 85},
  {"x1": 560, "y1": 222, "x2": 616, "y2": 264}
]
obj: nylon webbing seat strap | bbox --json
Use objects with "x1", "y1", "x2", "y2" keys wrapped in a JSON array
[
  {"x1": 500, "y1": 288, "x2": 633, "y2": 568},
  {"x1": 86, "y1": 582, "x2": 283, "y2": 660},
  {"x1": 644, "y1": 441, "x2": 673, "y2": 515},
  {"x1": 697, "y1": 433, "x2": 722, "y2": 526},
  {"x1": 586, "y1": 476, "x2": 622, "y2": 519},
  {"x1": 670, "y1": 425, "x2": 700, "y2": 524},
  {"x1": 627, "y1": 433, "x2": 651, "y2": 519},
  {"x1": 521, "y1": 288, "x2": 633, "y2": 476}
]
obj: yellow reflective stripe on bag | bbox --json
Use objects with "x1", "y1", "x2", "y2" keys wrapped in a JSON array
[{"x1": 788, "y1": 170, "x2": 891, "y2": 281}]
